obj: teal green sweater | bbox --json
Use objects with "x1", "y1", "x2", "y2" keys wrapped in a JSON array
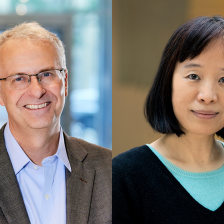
[{"x1": 146, "y1": 143, "x2": 224, "y2": 211}]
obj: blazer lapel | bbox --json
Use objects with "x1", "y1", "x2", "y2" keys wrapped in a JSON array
[
  {"x1": 64, "y1": 133, "x2": 95, "y2": 224},
  {"x1": 0, "y1": 124, "x2": 30, "y2": 224}
]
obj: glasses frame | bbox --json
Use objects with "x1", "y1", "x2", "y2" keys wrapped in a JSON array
[{"x1": 0, "y1": 68, "x2": 65, "y2": 89}]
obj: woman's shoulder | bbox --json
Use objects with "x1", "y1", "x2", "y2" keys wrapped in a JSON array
[
  {"x1": 113, "y1": 145, "x2": 157, "y2": 174},
  {"x1": 113, "y1": 145, "x2": 158, "y2": 222},
  {"x1": 113, "y1": 144, "x2": 150, "y2": 161}
]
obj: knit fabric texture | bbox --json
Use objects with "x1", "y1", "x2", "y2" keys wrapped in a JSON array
[
  {"x1": 113, "y1": 145, "x2": 224, "y2": 224},
  {"x1": 146, "y1": 143, "x2": 224, "y2": 211}
]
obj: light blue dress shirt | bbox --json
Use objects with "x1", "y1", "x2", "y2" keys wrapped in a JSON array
[{"x1": 4, "y1": 123, "x2": 71, "y2": 224}]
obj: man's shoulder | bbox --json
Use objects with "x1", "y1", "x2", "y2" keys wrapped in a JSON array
[
  {"x1": 65, "y1": 134, "x2": 111, "y2": 155},
  {"x1": 64, "y1": 133, "x2": 111, "y2": 168}
]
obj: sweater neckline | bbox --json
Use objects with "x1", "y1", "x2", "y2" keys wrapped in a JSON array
[
  {"x1": 142, "y1": 144, "x2": 224, "y2": 215},
  {"x1": 146, "y1": 143, "x2": 224, "y2": 178}
]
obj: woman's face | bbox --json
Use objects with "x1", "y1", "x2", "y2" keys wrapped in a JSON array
[{"x1": 172, "y1": 39, "x2": 224, "y2": 136}]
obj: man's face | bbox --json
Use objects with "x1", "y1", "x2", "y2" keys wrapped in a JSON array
[{"x1": 0, "y1": 39, "x2": 68, "y2": 131}]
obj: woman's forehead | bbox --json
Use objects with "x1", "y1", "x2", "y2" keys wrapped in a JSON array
[{"x1": 177, "y1": 38, "x2": 224, "y2": 65}]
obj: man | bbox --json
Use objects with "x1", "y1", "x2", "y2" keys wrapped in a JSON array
[{"x1": 0, "y1": 22, "x2": 111, "y2": 224}]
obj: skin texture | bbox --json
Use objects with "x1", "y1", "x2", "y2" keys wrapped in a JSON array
[
  {"x1": 0, "y1": 39, "x2": 68, "y2": 166},
  {"x1": 172, "y1": 40, "x2": 224, "y2": 137},
  {"x1": 151, "y1": 39, "x2": 224, "y2": 172}
]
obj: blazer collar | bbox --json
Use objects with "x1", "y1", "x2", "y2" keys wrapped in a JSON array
[
  {"x1": 0, "y1": 124, "x2": 96, "y2": 224},
  {"x1": 0, "y1": 124, "x2": 30, "y2": 224},
  {"x1": 63, "y1": 132, "x2": 96, "y2": 224}
]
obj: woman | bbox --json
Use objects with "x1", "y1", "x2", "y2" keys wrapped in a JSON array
[{"x1": 113, "y1": 16, "x2": 224, "y2": 223}]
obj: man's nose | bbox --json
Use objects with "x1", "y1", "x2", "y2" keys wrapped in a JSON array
[
  {"x1": 197, "y1": 83, "x2": 217, "y2": 104},
  {"x1": 27, "y1": 76, "x2": 46, "y2": 98}
]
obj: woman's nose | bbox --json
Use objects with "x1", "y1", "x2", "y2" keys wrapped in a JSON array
[{"x1": 197, "y1": 84, "x2": 217, "y2": 104}]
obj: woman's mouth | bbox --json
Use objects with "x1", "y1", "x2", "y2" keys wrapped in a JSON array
[{"x1": 191, "y1": 110, "x2": 219, "y2": 119}]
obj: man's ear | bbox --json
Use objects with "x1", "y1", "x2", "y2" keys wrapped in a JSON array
[
  {"x1": 0, "y1": 94, "x2": 5, "y2": 106},
  {"x1": 64, "y1": 69, "x2": 68, "y2": 97}
]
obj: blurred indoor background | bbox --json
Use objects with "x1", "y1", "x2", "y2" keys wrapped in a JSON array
[
  {"x1": 0, "y1": 0, "x2": 112, "y2": 149},
  {"x1": 113, "y1": 0, "x2": 224, "y2": 157}
]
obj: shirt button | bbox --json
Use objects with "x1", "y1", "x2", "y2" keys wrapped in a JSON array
[
  {"x1": 45, "y1": 194, "x2": 50, "y2": 200},
  {"x1": 34, "y1": 166, "x2": 38, "y2": 170}
]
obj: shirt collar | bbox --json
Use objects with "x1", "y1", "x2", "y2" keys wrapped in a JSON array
[
  {"x1": 57, "y1": 127, "x2": 71, "y2": 172},
  {"x1": 4, "y1": 123, "x2": 71, "y2": 175}
]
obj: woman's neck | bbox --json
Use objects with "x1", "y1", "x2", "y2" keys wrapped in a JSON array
[{"x1": 150, "y1": 133, "x2": 224, "y2": 172}]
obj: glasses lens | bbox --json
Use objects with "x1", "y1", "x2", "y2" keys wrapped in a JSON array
[
  {"x1": 8, "y1": 75, "x2": 29, "y2": 90},
  {"x1": 38, "y1": 70, "x2": 62, "y2": 85}
]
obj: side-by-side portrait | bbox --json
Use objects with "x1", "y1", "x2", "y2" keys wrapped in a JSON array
[{"x1": 3, "y1": 0, "x2": 224, "y2": 223}]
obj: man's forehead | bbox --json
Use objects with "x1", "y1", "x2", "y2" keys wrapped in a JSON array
[
  {"x1": 0, "y1": 39, "x2": 60, "y2": 76},
  {"x1": 1, "y1": 38, "x2": 53, "y2": 51},
  {"x1": 0, "y1": 39, "x2": 58, "y2": 62}
]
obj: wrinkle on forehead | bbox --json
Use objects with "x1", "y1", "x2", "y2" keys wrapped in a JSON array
[{"x1": 0, "y1": 39, "x2": 63, "y2": 76}]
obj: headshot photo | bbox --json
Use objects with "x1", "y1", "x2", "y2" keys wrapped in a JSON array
[
  {"x1": 113, "y1": 0, "x2": 224, "y2": 223},
  {"x1": 0, "y1": 0, "x2": 112, "y2": 224}
]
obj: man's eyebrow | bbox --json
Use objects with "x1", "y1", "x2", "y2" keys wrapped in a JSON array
[
  {"x1": 9, "y1": 67, "x2": 56, "y2": 76},
  {"x1": 38, "y1": 67, "x2": 55, "y2": 73},
  {"x1": 183, "y1": 63, "x2": 202, "y2": 69}
]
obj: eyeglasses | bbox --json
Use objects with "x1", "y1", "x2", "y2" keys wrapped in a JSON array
[{"x1": 0, "y1": 68, "x2": 65, "y2": 90}]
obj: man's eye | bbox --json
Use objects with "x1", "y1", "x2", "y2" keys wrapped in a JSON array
[
  {"x1": 13, "y1": 76, "x2": 25, "y2": 82},
  {"x1": 219, "y1": 77, "x2": 224, "y2": 83},
  {"x1": 187, "y1": 74, "x2": 200, "y2": 80},
  {"x1": 43, "y1": 72, "x2": 51, "y2": 77}
]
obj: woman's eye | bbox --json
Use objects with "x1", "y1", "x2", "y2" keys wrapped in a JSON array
[
  {"x1": 219, "y1": 77, "x2": 224, "y2": 83},
  {"x1": 187, "y1": 74, "x2": 200, "y2": 80}
]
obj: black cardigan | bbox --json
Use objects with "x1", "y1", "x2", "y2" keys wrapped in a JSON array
[{"x1": 112, "y1": 145, "x2": 224, "y2": 224}]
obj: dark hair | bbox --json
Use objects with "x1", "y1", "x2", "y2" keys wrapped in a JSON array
[{"x1": 144, "y1": 15, "x2": 224, "y2": 138}]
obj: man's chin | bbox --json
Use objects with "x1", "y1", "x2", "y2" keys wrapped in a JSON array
[
  {"x1": 26, "y1": 119, "x2": 59, "y2": 130},
  {"x1": 14, "y1": 118, "x2": 58, "y2": 131},
  {"x1": 26, "y1": 123, "x2": 52, "y2": 130}
]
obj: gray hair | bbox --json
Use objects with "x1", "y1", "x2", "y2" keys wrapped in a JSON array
[{"x1": 0, "y1": 22, "x2": 66, "y2": 68}]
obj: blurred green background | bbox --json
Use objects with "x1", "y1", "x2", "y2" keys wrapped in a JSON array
[{"x1": 0, "y1": 0, "x2": 112, "y2": 149}]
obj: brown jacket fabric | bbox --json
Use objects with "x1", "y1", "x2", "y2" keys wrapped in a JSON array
[{"x1": 0, "y1": 124, "x2": 112, "y2": 224}]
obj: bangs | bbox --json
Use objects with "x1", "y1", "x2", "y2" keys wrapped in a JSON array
[{"x1": 177, "y1": 17, "x2": 224, "y2": 62}]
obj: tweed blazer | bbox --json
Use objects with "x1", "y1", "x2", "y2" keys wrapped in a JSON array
[{"x1": 0, "y1": 124, "x2": 112, "y2": 224}]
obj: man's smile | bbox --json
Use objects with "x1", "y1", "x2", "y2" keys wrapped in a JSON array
[{"x1": 24, "y1": 102, "x2": 50, "y2": 110}]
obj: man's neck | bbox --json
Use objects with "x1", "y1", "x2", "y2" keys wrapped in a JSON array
[{"x1": 9, "y1": 122, "x2": 61, "y2": 166}]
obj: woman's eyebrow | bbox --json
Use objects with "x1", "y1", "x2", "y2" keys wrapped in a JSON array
[
  {"x1": 184, "y1": 63, "x2": 224, "y2": 71},
  {"x1": 184, "y1": 63, "x2": 202, "y2": 68}
]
